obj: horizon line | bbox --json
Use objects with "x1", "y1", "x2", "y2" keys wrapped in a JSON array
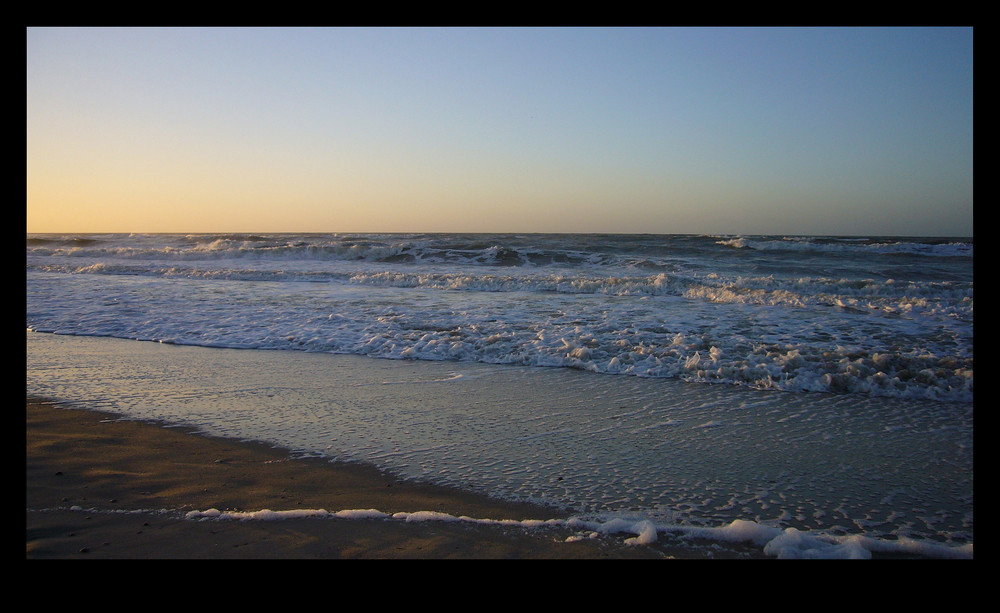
[{"x1": 25, "y1": 229, "x2": 974, "y2": 239}]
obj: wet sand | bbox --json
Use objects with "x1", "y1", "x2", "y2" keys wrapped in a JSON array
[{"x1": 28, "y1": 397, "x2": 704, "y2": 559}]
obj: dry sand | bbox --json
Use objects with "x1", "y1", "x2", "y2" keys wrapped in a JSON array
[{"x1": 28, "y1": 397, "x2": 705, "y2": 559}]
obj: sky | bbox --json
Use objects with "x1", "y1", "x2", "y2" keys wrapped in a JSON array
[{"x1": 26, "y1": 27, "x2": 974, "y2": 236}]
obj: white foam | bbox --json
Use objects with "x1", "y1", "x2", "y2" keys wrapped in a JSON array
[
  {"x1": 26, "y1": 255, "x2": 972, "y2": 402},
  {"x1": 179, "y1": 507, "x2": 973, "y2": 559}
]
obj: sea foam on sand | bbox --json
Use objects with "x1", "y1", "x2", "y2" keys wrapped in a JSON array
[{"x1": 182, "y1": 508, "x2": 973, "y2": 560}]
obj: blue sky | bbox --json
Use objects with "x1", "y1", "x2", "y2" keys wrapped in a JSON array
[{"x1": 26, "y1": 27, "x2": 974, "y2": 236}]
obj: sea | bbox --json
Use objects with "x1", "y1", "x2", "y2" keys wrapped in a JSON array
[{"x1": 25, "y1": 232, "x2": 973, "y2": 558}]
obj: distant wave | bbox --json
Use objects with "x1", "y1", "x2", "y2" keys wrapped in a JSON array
[
  {"x1": 716, "y1": 236, "x2": 972, "y2": 258},
  {"x1": 29, "y1": 233, "x2": 974, "y2": 270},
  {"x1": 26, "y1": 234, "x2": 602, "y2": 268}
]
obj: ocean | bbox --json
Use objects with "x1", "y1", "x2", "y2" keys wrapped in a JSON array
[{"x1": 25, "y1": 232, "x2": 973, "y2": 558}]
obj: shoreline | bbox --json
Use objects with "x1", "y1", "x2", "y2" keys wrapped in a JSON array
[
  {"x1": 30, "y1": 396, "x2": 748, "y2": 559},
  {"x1": 27, "y1": 328, "x2": 972, "y2": 560}
]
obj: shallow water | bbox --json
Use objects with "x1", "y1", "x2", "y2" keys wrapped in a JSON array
[{"x1": 26, "y1": 330, "x2": 973, "y2": 558}]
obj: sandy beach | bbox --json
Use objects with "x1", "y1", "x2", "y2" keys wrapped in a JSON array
[{"x1": 30, "y1": 396, "x2": 745, "y2": 559}]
